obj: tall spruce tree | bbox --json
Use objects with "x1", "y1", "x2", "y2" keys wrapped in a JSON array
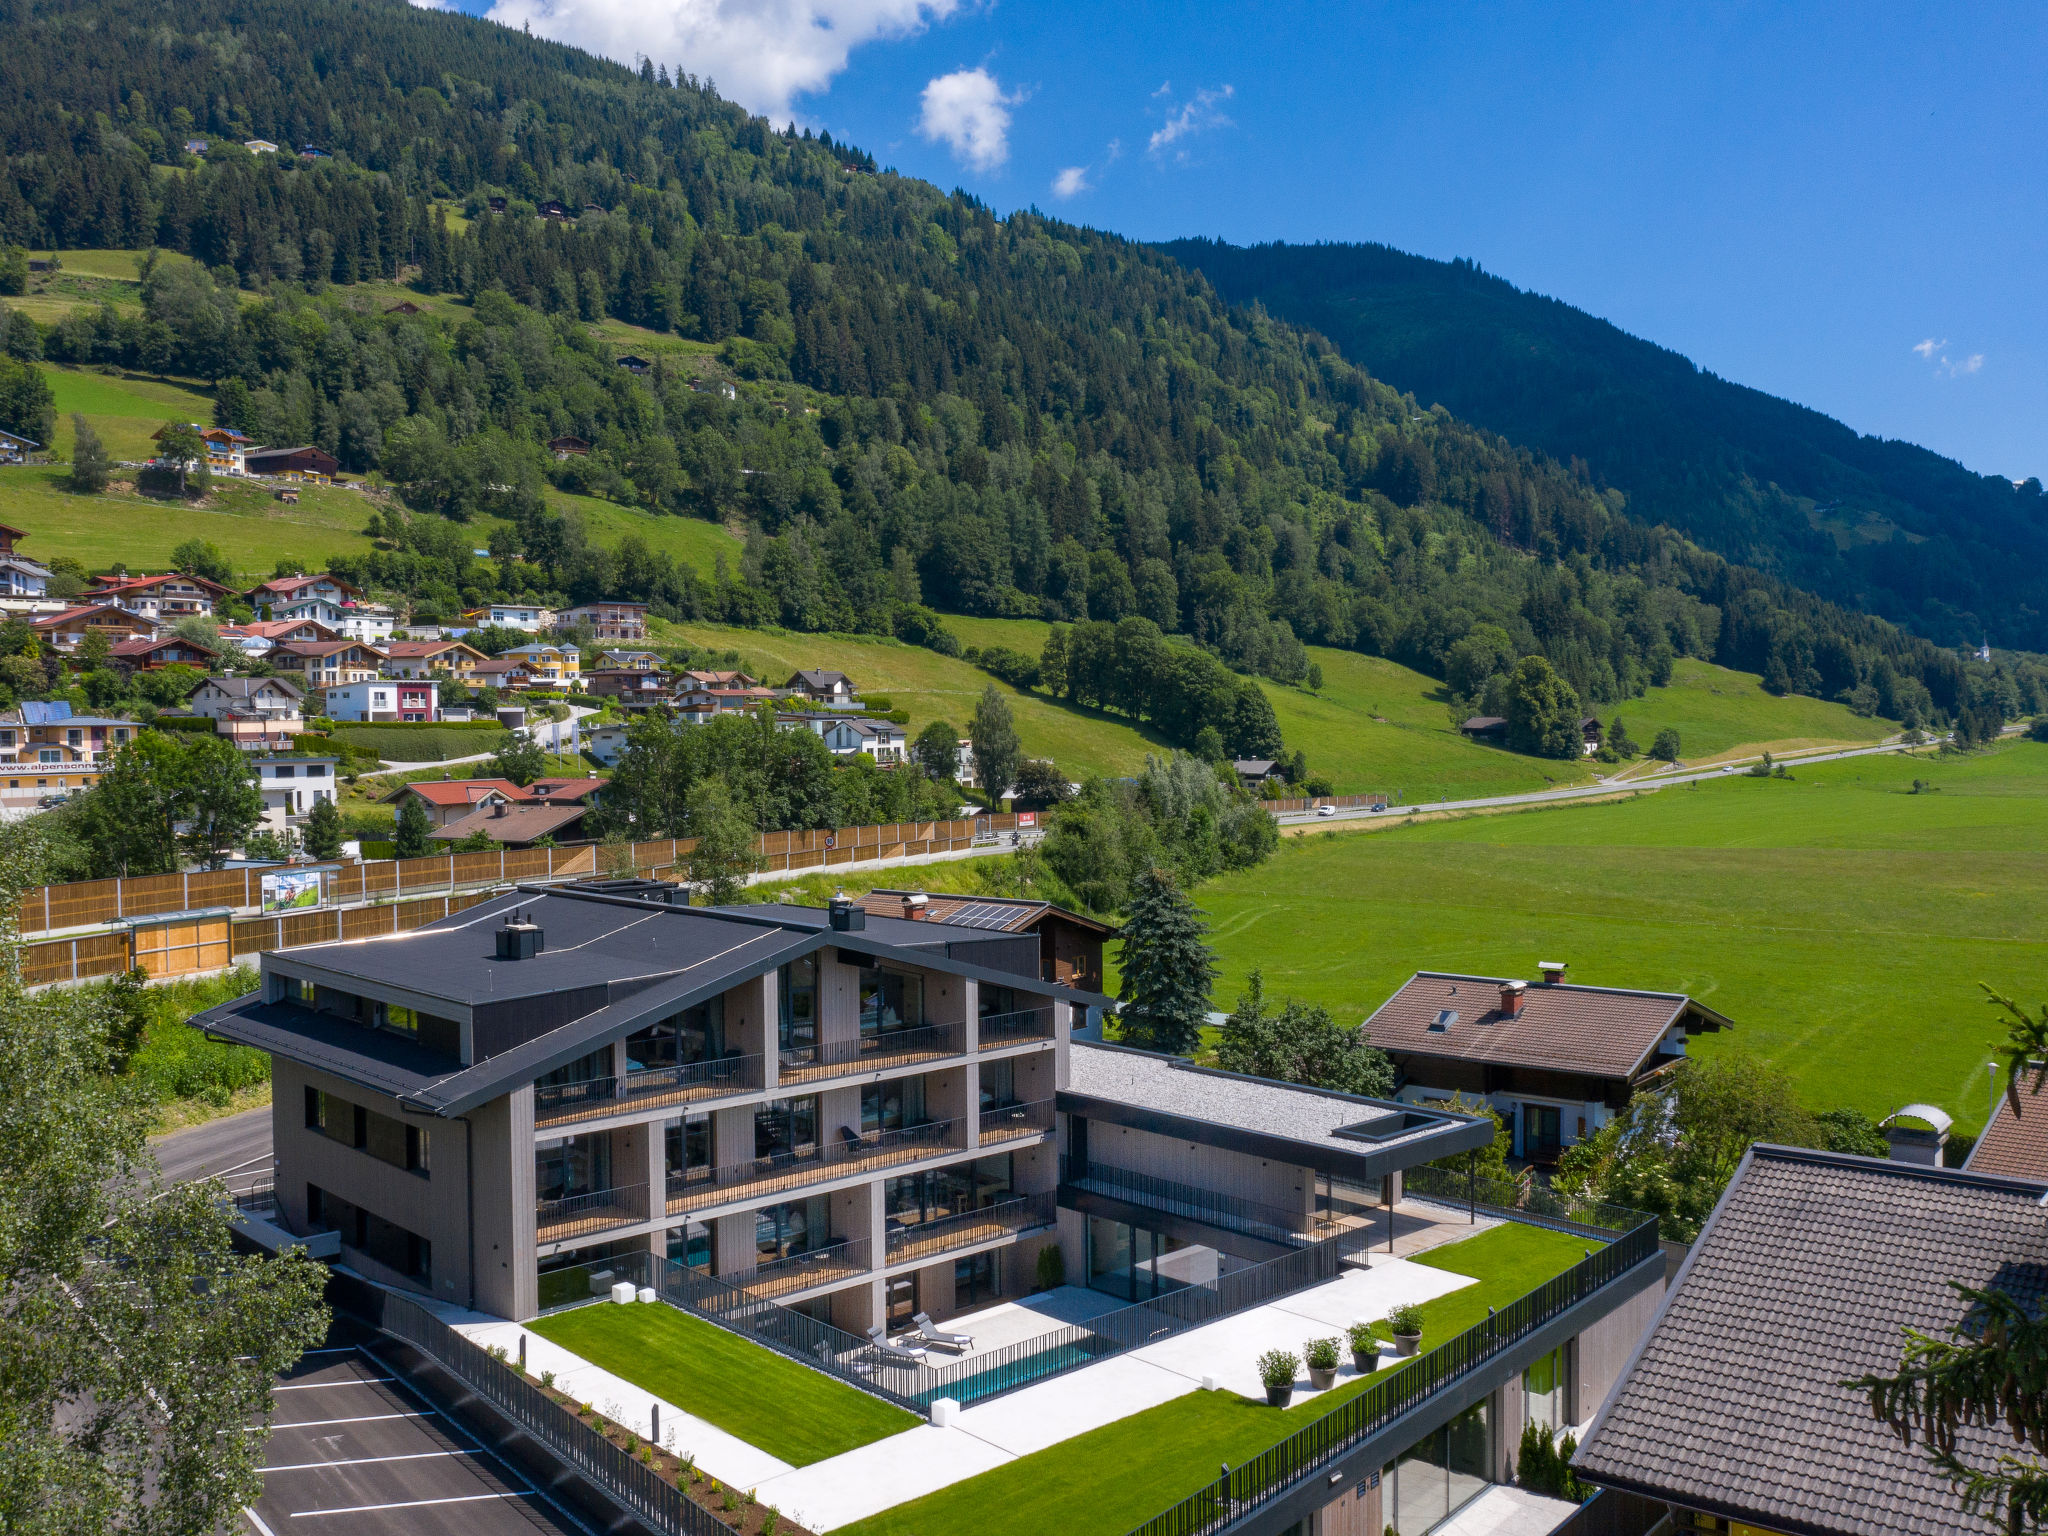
[
  {"x1": 1115, "y1": 866, "x2": 1215, "y2": 1057},
  {"x1": 394, "y1": 794, "x2": 435, "y2": 858}
]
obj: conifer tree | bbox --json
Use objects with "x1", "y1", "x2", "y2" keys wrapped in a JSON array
[
  {"x1": 301, "y1": 795, "x2": 344, "y2": 860},
  {"x1": 1115, "y1": 866, "x2": 1214, "y2": 1057},
  {"x1": 394, "y1": 794, "x2": 435, "y2": 858}
]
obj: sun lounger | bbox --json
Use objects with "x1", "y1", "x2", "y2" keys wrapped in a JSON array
[
  {"x1": 865, "y1": 1324, "x2": 927, "y2": 1365},
  {"x1": 912, "y1": 1312, "x2": 972, "y2": 1353}
]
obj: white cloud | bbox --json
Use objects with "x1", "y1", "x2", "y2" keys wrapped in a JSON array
[
  {"x1": 1913, "y1": 337, "x2": 1986, "y2": 378},
  {"x1": 1051, "y1": 165, "x2": 1090, "y2": 198},
  {"x1": 918, "y1": 66, "x2": 1017, "y2": 171},
  {"x1": 1148, "y1": 83, "x2": 1234, "y2": 158},
  {"x1": 482, "y1": 0, "x2": 963, "y2": 121}
]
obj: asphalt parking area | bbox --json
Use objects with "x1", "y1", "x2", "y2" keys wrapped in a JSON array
[{"x1": 244, "y1": 1344, "x2": 591, "y2": 1535}]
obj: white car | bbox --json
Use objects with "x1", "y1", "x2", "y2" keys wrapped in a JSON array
[{"x1": 1316, "y1": 803, "x2": 1338, "y2": 817}]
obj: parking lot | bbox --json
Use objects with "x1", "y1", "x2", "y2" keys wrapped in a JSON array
[{"x1": 244, "y1": 1342, "x2": 592, "y2": 1535}]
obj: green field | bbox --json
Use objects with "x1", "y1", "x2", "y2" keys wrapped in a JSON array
[
  {"x1": 837, "y1": 1223, "x2": 1592, "y2": 1536},
  {"x1": 649, "y1": 617, "x2": 1172, "y2": 779},
  {"x1": 36, "y1": 364, "x2": 219, "y2": 460},
  {"x1": 530, "y1": 1301, "x2": 917, "y2": 1467},
  {"x1": 1196, "y1": 741, "x2": 2048, "y2": 1131},
  {"x1": 1612, "y1": 657, "x2": 1892, "y2": 767}
]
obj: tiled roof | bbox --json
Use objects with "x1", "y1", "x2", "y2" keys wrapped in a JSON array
[
  {"x1": 384, "y1": 778, "x2": 523, "y2": 808},
  {"x1": 855, "y1": 889, "x2": 1116, "y2": 936},
  {"x1": 1575, "y1": 1146, "x2": 2048, "y2": 1536},
  {"x1": 382, "y1": 640, "x2": 473, "y2": 657},
  {"x1": 111, "y1": 634, "x2": 216, "y2": 657},
  {"x1": 428, "y1": 802, "x2": 590, "y2": 844},
  {"x1": 525, "y1": 777, "x2": 606, "y2": 802},
  {"x1": 1964, "y1": 1079, "x2": 2048, "y2": 1181},
  {"x1": 1362, "y1": 971, "x2": 1727, "y2": 1080}
]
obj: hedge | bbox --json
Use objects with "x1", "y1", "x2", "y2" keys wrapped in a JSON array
[{"x1": 329, "y1": 724, "x2": 512, "y2": 762}]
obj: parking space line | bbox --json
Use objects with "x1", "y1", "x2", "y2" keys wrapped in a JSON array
[
  {"x1": 264, "y1": 1410, "x2": 436, "y2": 1429},
  {"x1": 290, "y1": 1490, "x2": 532, "y2": 1518},
  {"x1": 243, "y1": 1509, "x2": 281, "y2": 1536},
  {"x1": 272, "y1": 1377, "x2": 398, "y2": 1391},
  {"x1": 263, "y1": 1449, "x2": 482, "y2": 1473}
]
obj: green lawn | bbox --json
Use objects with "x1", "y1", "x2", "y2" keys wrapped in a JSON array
[
  {"x1": 35, "y1": 364, "x2": 219, "y2": 460},
  {"x1": 543, "y1": 492, "x2": 742, "y2": 578},
  {"x1": 1199, "y1": 740, "x2": 2048, "y2": 1132},
  {"x1": 836, "y1": 1223, "x2": 1594, "y2": 1536},
  {"x1": 529, "y1": 1301, "x2": 917, "y2": 1468}
]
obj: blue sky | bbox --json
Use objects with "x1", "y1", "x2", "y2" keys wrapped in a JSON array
[{"x1": 462, "y1": 0, "x2": 2046, "y2": 483}]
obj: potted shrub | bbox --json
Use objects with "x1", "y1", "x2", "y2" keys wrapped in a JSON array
[
  {"x1": 1387, "y1": 1303, "x2": 1425, "y2": 1356},
  {"x1": 1347, "y1": 1320, "x2": 1381, "y2": 1373},
  {"x1": 1304, "y1": 1336, "x2": 1341, "y2": 1391},
  {"x1": 1258, "y1": 1348, "x2": 1299, "y2": 1407}
]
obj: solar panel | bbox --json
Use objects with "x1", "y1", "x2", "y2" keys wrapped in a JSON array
[{"x1": 934, "y1": 901, "x2": 1024, "y2": 930}]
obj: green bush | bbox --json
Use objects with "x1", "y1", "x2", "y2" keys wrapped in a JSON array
[
  {"x1": 150, "y1": 715, "x2": 219, "y2": 735},
  {"x1": 330, "y1": 724, "x2": 511, "y2": 762},
  {"x1": 100, "y1": 967, "x2": 268, "y2": 1106},
  {"x1": 1516, "y1": 1422, "x2": 1586, "y2": 1501},
  {"x1": 1033, "y1": 1242, "x2": 1065, "y2": 1291}
]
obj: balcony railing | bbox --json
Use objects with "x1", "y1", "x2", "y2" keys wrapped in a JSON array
[
  {"x1": 536, "y1": 1181, "x2": 648, "y2": 1243},
  {"x1": 1060, "y1": 1157, "x2": 1333, "y2": 1249},
  {"x1": 738, "y1": 1236, "x2": 872, "y2": 1299},
  {"x1": 533, "y1": 1052, "x2": 765, "y2": 1127},
  {"x1": 884, "y1": 1190, "x2": 1057, "y2": 1268},
  {"x1": 979, "y1": 1097, "x2": 1056, "y2": 1146},
  {"x1": 666, "y1": 1118, "x2": 960, "y2": 1214},
  {"x1": 777, "y1": 1022, "x2": 963, "y2": 1084},
  {"x1": 977, "y1": 1006, "x2": 1056, "y2": 1048}
]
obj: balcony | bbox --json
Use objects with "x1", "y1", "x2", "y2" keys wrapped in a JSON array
[
  {"x1": 777, "y1": 1021, "x2": 964, "y2": 1085},
  {"x1": 979, "y1": 1096, "x2": 1055, "y2": 1147},
  {"x1": 666, "y1": 1118, "x2": 961, "y2": 1215},
  {"x1": 533, "y1": 1052, "x2": 765, "y2": 1128},
  {"x1": 737, "y1": 1235, "x2": 871, "y2": 1300},
  {"x1": 883, "y1": 1190, "x2": 1057, "y2": 1268},
  {"x1": 977, "y1": 1006, "x2": 1055, "y2": 1048},
  {"x1": 536, "y1": 1181, "x2": 648, "y2": 1243}
]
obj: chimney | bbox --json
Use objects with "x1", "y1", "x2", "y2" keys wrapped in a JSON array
[
  {"x1": 1538, "y1": 960, "x2": 1568, "y2": 984},
  {"x1": 492, "y1": 799, "x2": 507, "y2": 817},
  {"x1": 1498, "y1": 979, "x2": 1527, "y2": 1017},
  {"x1": 903, "y1": 891, "x2": 928, "y2": 921},
  {"x1": 495, "y1": 913, "x2": 544, "y2": 960},
  {"x1": 828, "y1": 889, "x2": 866, "y2": 932}
]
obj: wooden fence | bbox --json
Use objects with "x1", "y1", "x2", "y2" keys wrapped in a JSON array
[
  {"x1": 15, "y1": 814, "x2": 1026, "y2": 987},
  {"x1": 1263, "y1": 792, "x2": 1396, "y2": 813}
]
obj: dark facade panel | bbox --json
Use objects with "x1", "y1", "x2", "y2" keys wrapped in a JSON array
[
  {"x1": 470, "y1": 983, "x2": 612, "y2": 1060},
  {"x1": 945, "y1": 934, "x2": 1041, "y2": 979}
]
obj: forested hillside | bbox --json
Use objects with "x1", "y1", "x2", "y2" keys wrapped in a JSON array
[
  {"x1": 0, "y1": 0, "x2": 2038, "y2": 753},
  {"x1": 1161, "y1": 238, "x2": 2048, "y2": 651}
]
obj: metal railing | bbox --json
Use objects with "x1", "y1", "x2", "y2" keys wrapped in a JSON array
[
  {"x1": 536, "y1": 1181, "x2": 648, "y2": 1241},
  {"x1": 1122, "y1": 1216, "x2": 1662, "y2": 1536},
  {"x1": 742, "y1": 1236, "x2": 871, "y2": 1299},
  {"x1": 777, "y1": 1022, "x2": 963, "y2": 1083},
  {"x1": 977, "y1": 1006, "x2": 1056, "y2": 1047},
  {"x1": 979, "y1": 1097, "x2": 1056, "y2": 1145},
  {"x1": 884, "y1": 1191, "x2": 1057, "y2": 1267},
  {"x1": 371, "y1": 1287, "x2": 738, "y2": 1536},
  {"x1": 665, "y1": 1118, "x2": 960, "y2": 1213},
  {"x1": 1062, "y1": 1157, "x2": 1332, "y2": 1248},
  {"x1": 534, "y1": 1053, "x2": 764, "y2": 1126},
  {"x1": 1399, "y1": 1163, "x2": 1651, "y2": 1242}
]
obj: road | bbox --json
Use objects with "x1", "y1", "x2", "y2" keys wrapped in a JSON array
[
  {"x1": 1272, "y1": 736, "x2": 1957, "y2": 831},
  {"x1": 152, "y1": 1103, "x2": 272, "y2": 1188},
  {"x1": 377, "y1": 705, "x2": 598, "y2": 771}
]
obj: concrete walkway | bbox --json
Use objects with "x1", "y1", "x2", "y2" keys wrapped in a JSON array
[
  {"x1": 1434, "y1": 1485, "x2": 1582, "y2": 1536},
  {"x1": 753, "y1": 1256, "x2": 1480, "y2": 1532}
]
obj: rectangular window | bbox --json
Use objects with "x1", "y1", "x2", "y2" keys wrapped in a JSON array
[
  {"x1": 861, "y1": 1074, "x2": 927, "y2": 1134},
  {"x1": 778, "y1": 956, "x2": 817, "y2": 1057},
  {"x1": 274, "y1": 765, "x2": 296, "y2": 779},
  {"x1": 754, "y1": 1196, "x2": 830, "y2": 1261},
  {"x1": 305, "y1": 1185, "x2": 431, "y2": 1283},
  {"x1": 754, "y1": 1096, "x2": 818, "y2": 1160},
  {"x1": 979, "y1": 1057, "x2": 1016, "y2": 1110},
  {"x1": 859, "y1": 967, "x2": 922, "y2": 1037},
  {"x1": 378, "y1": 1002, "x2": 420, "y2": 1038},
  {"x1": 665, "y1": 1114, "x2": 709, "y2": 1181},
  {"x1": 536, "y1": 1046, "x2": 610, "y2": 1091},
  {"x1": 628, "y1": 997, "x2": 725, "y2": 1074},
  {"x1": 668, "y1": 1220, "x2": 712, "y2": 1273},
  {"x1": 1525, "y1": 1347, "x2": 1565, "y2": 1433},
  {"x1": 535, "y1": 1134, "x2": 612, "y2": 1204}
]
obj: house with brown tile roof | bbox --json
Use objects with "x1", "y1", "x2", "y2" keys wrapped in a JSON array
[
  {"x1": 1963, "y1": 1075, "x2": 2048, "y2": 1181},
  {"x1": 379, "y1": 776, "x2": 526, "y2": 828},
  {"x1": 428, "y1": 798, "x2": 591, "y2": 848},
  {"x1": 854, "y1": 889, "x2": 1117, "y2": 991},
  {"x1": 1362, "y1": 966, "x2": 1732, "y2": 1161},
  {"x1": 110, "y1": 633, "x2": 220, "y2": 672},
  {"x1": 31, "y1": 601, "x2": 160, "y2": 651}
]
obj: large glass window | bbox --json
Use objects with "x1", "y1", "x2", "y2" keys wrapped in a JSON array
[
  {"x1": 1384, "y1": 1400, "x2": 1492, "y2": 1533},
  {"x1": 979, "y1": 1058, "x2": 1017, "y2": 1110},
  {"x1": 779, "y1": 956, "x2": 817, "y2": 1057},
  {"x1": 628, "y1": 997, "x2": 726, "y2": 1073},
  {"x1": 665, "y1": 1115, "x2": 709, "y2": 1180},
  {"x1": 535, "y1": 1134, "x2": 612, "y2": 1203},
  {"x1": 538, "y1": 1047, "x2": 610, "y2": 1091},
  {"x1": 668, "y1": 1222, "x2": 712, "y2": 1273},
  {"x1": 861, "y1": 1074, "x2": 927, "y2": 1133},
  {"x1": 755, "y1": 1096, "x2": 818, "y2": 1160},
  {"x1": 955, "y1": 1250, "x2": 1001, "y2": 1307},
  {"x1": 1525, "y1": 1347, "x2": 1565, "y2": 1433},
  {"x1": 979, "y1": 984, "x2": 1018, "y2": 1019},
  {"x1": 755, "y1": 1196, "x2": 831, "y2": 1261},
  {"x1": 859, "y1": 967, "x2": 922, "y2": 1037}
]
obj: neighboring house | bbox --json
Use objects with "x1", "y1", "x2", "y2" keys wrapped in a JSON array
[
  {"x1": 245, "y1": 139, "x2": 278, "y2": 153},
  {"x1": 0, "y1": 522, "x2": 51, "y2": 597},
  {"x1": 615, "y1": 354, "x2": 651, "y2": 374},
  {"x1": 461, "y1": 604, "x2": 556, "y2": 631},
  {"x1": 1362, "y1": 967, "x2": 1734, "y2": 1161},
  {"x1": 335, "y1": 609, "x2": 397, "y2": 644},
  {"x1": 385, "y1": 300, "x2": 422, "y2": 316},
  {"x1": 499, "y1": 643, "x2": 580, "y2": 688},
  {"x1": 268, "y1": 640, "x2": 387, "y2": 688},
  {"x1": 854, "y1": 889, "x2": 1118, "y2": 991},
  {"x1": 600, "y1": 648, "x2": 665, "y2": 671},
  {"x1": 1232, "y1": 758, "x2": 1282, "y2": 785},
  {"x1": 675, "y1": 685, "x2": 778, "y2": 722},
  {"x1": 815, "y1": 715, "x2": 907, "y2": 765},
  {"x1": 523, "y1": 776, "x2": 605, "y2": 807},
  {"x1": 182, "y1": 138, "x2": 208, "y2": 155},
  {"x1": 583, "y1": 723, "x2": 630, "y2": 767},
  {"x1": 429, "y1": 799, "x2": 589, "y2": 848},
  {"x1": 323, "y1": 679, "x2": 440, "y2": 723},
  {"x1": 31, "y1": 601, "x2": 159, "y2": 651},
  {"x1": 151, "y1": 423, "x2": 251, "y2": 476},
  {"x1": 242, "y1": 618, "x2": 343, "y2": 644},
  {"x1": 538, "y1": 199, "x2": 572, "y2": 223},
  {"x1": 216, "y1": 624, "x2": 271, "y2": 658},
  {"x1": 254, "y1": 755, "x2": 338, "y2": 832},
  {"x1": 1575, "y1": 1145, "x2": 2036, "y2": 1536},
  {"x1": 785, "y1": 668, "x2": 856, "y2": 705},
  {"x1": 1459, "y1": 716, "x2": 1509, "y2": 741},
  {"x1": 558, "y1": 601, "x2": 648, "y2": 641},
  {"x1": 468, "y1": 658, "x2": 537, "y2": 691},
  {"x1": 86, "y1": 571, "x2": 231, "y2": 619},
  {"x1": 380, "y1": 639, "x2": 489, "y2": 679},
  {"x1": 380, "y1": 777, "x2": 527, "y2": 829},
  {"x1": 1962, "y1": 1078, "x2": 2048, "y2": 1179},
  {"x1": 547, "y1": 435, "x2": 590, "y2": 459},
  {"x1": 186, "y1": 676, "x2": 305, "y2": 751},
  {"x1": 274, "y1": 596, "x2": 350, "y2": 628},
  {"x1": 1580, "y1": 715, "x2": 1604, "y2": 753},
  {"x1": 955, "y1": 738, "x2": 977, "y2": 787},
  {"x1": 584, "y1": 668, "x2": 668, "y2": 710},
  {"x1": 248, "y1": 573, "x2": 363, "y2": 614},
  {"x1": 680, "y1": 669, "x2": 757, "y2": 689},
  {"x1": 242, "y1": 446, "x2": 341, "y2": 483},
  {"x1": 111, "y1": 634, "x2": 220, "y2": 672},
  {"x1": 0, "y1": 430, "x2": 38, "y2": 466},
  {"x1": 0, "y1": 702, "x2": 137, "y2": 767},
  {"x1": 196, "y1": 879, "x2": 1660, "y2": 1536}
]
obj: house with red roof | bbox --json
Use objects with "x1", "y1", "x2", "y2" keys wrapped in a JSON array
[
  {"x1": 31, "y1": 601, "x2": 161, "y2": 652},
  {"x1": 85, "y1": 571, "x2": 232, "y2": 619},
  {"x1": 111, "y1": 634, "x2": 220, "y2": 672}
]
